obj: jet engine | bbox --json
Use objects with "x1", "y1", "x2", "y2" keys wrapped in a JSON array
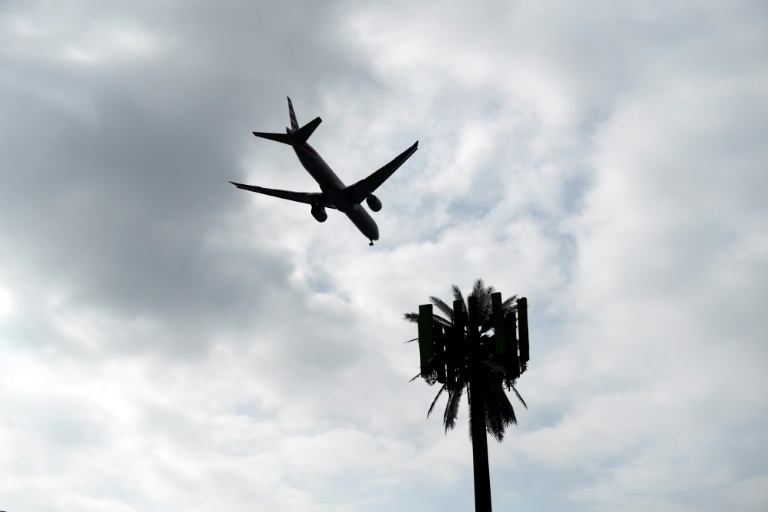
[
  {"x1": 366, "y1": 194, "x2": 382, "y2": 212},
  {"x1": 311, "y1": 205, "x2": 328, "y2": 223}
]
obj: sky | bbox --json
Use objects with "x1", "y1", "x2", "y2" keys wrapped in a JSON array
[{"x1": 1, "y1": 0, "x2": 767, "y2": 510}]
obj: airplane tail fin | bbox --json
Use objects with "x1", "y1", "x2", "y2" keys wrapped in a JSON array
[
  {"x1": 286, "y1": 97, "x2": 322, "y2": 143},
  {"x1": 287, "y1": 97, "x2": 299, "y2": 131},
  {"x1": 251, "y1": 97, "x2": 321, "y2": 145}
]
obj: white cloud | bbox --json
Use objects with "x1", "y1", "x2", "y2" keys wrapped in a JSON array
[{"x1": 1, "y1": 0, "x2": 767, "y2": 511}]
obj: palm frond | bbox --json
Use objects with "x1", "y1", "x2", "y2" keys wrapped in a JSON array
[
  {"x1": 429, "y1": 296, "x2": 454, "y2": 320},
  {"x1": 480, "y1": 284, "x2": 494, "y2": 311},
  {"x1": 427, "y1": 384, "x2": 446, "y2": 418},
  {"x1": 451, "y1": 284, "x2": 465, "y2": 312},
  {"x1": 491, "y1": 381, "x2": 517, "y2": 425},
  {"x1": 485, "y1": 402, "x2": 507, "y2": 442},
  {"x1": 509, "y1": 383, "x2": 528, "y2": 409},
  {"x1": 485, "y1": 284, "x2": 496, "y2": 296},
  {"x1": 403, "y1": 311, "x2": 452, "y2": 327},
  {"x1": 471, "y1": 278, "x2": 485, "y2": 298},
  {"x1": 443, "y1": 385, "x2": 464, "y2": 433},
  {"x1": 502, "y1": 295, "x2": 518, "y2": 312},
  {"x1": 484, "y1": 375, "x2": 516, "y2": 442},
  {"x1": 465, "y1": 279, "x2": 495, "y2": 329},
  {"x1": 486, "y1": 408, "x2": 512, "y2": 442}
]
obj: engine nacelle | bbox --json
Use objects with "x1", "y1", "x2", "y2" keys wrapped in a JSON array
[
  {"x1": 366, "y1": 194, "x2": 382, "y2": 212},
  {"x1": 311, "y1": 205, "x2": 328, "y2": 223}
]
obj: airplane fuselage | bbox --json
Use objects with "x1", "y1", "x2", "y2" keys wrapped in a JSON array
[{"x1": 291, "y1": 138, "x2": 379, "y2": 242}]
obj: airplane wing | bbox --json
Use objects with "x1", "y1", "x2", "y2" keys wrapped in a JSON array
[
  {"x1": 344, "y1": 141, "x2": 418, "y2": 204},
  {"x1": 230, "y1": 181, "x2": 337, "y2": 209}
]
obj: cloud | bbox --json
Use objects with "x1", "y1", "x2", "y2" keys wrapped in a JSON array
[{"x1": 1, "y1": 0, "x2": 767, "y2": 511}]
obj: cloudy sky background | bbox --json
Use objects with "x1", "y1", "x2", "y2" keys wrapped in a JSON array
[{"x1": 1, "y1": 0, "x2": 767, "y2": 510}]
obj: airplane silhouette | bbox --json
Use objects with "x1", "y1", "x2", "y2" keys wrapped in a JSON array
[{"x1": 230, "y1": 97, "x2": 418, "y2": 246}]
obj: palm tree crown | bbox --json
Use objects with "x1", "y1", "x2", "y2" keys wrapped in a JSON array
[{"x1": 405, "y1": 279, "x2": 526, "y2": 442}]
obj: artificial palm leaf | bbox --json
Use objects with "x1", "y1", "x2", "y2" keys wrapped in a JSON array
[
  {"x1": 451, "y1": 284, "x2": 465, "y2": 310},
  {"x1": 403, "y1": 311, "x2": 452, "y2": 326},
  {"x1": 443, "y1": 385, "x2": 463, "y2": 432},
  {"x1": 427, "y1": 384, "x2": 446, "y2": 418},
  {"x1": 429, "y1": 295, "x2": 455, "y2": 320}
]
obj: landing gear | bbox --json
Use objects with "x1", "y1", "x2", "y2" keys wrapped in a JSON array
[{"x1": 369, "y1": 240, "x2": 374, "y2": 246}]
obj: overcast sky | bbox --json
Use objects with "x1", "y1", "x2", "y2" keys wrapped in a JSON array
[{"x1": 1, "y1": 0, "x2": 767, "y2": 511}]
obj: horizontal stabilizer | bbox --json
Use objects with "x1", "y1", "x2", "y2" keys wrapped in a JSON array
[
  {"x1": 344, "y1": 141, "x2": 418, "y2": 204},
  {"x1": 230, "y1": 181, "x2": 336, "y2": 209},
  {"x1": 294, "y1": 117, "x2": 322, "y2": 143},
  {"x1": 252, "y1": 131, "x2": 292, "y2": 145}
]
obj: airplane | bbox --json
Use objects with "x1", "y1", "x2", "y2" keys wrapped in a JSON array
[{"x1": 230, "y1": 97, "x2": 418, "y2": 246}]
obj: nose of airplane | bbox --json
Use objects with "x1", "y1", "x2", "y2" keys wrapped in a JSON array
[
  {"x1": 368, "y1": 222, "x2": 379, "y2": 241},
  {"x1": 363, "y1": 212, "x2": 379, "y2": 241},
  {"x1": 347, "y1": 205, "x2": 379, "y2": 242}
]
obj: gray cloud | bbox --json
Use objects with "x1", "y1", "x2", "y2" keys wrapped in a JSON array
[{"x1": 2, "y1": 0, "x2": 767, "y2": 511}]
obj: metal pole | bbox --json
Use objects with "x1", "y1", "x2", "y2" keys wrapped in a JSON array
[{"x1": 468, "y1": 296, "x2": 492, "y2": 512}]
